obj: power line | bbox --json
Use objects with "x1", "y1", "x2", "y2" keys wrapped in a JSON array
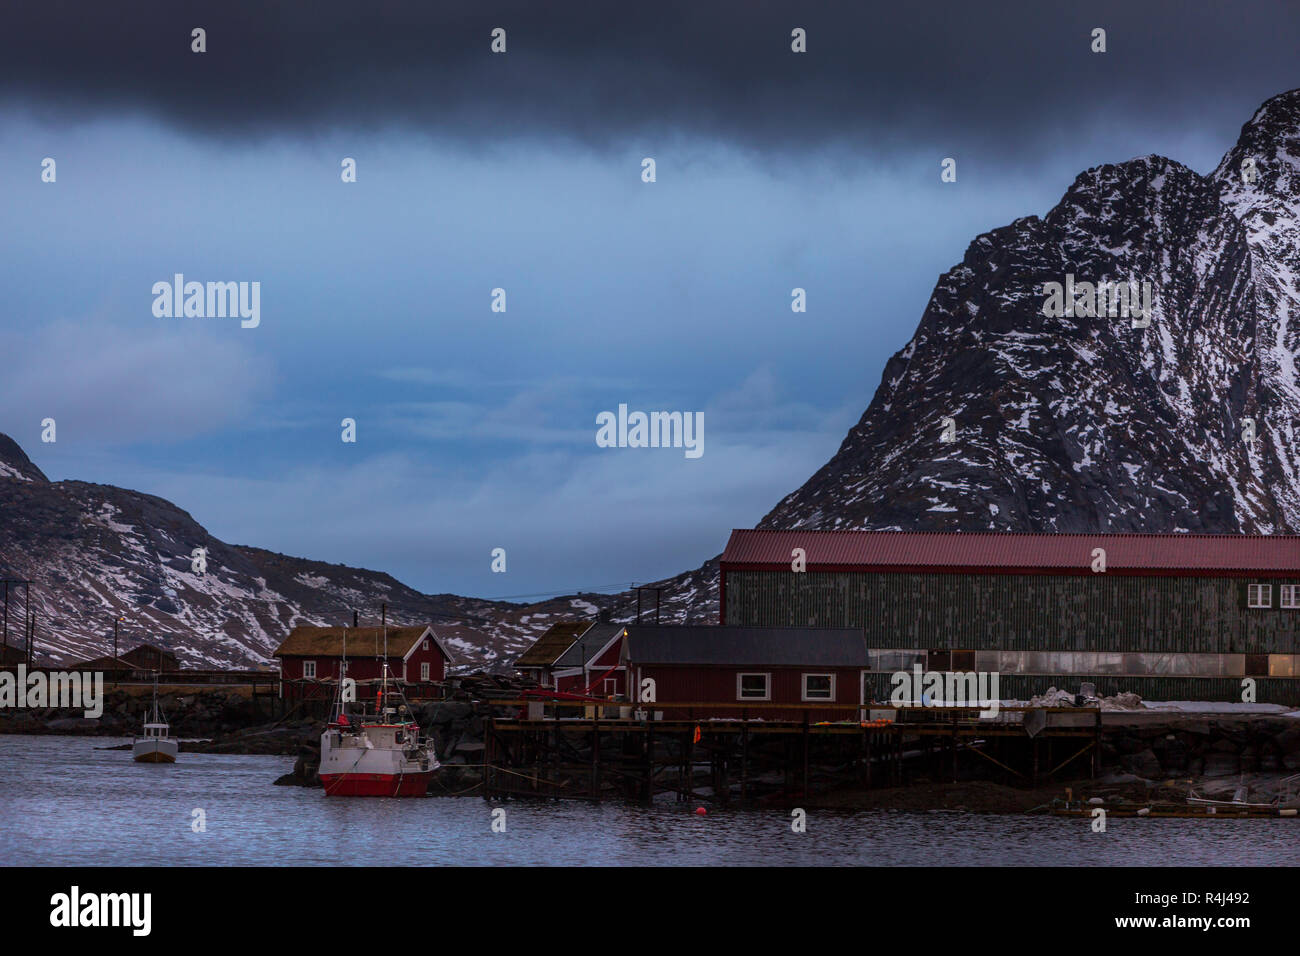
[{"x1": 481, "y1": 582, "x2": 639, "y2": 602}]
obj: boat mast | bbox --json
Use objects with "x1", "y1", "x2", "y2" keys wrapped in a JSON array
[
  {"x1": 339, "y1": 620, "x2": 348, "y2": 723},
  {"x1": 381, "y1": 602, "x2": 388, "y2": 720}
]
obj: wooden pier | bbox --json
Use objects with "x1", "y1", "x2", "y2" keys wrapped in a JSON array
[{"x1": 481, "y1": 701, "x2": 1103, "y2": 805}]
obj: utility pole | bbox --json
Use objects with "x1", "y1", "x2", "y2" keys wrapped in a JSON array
[
  {"x1": 1, "y1": 579, "x2": 34, "y2": 653},
  {"x1": 114, "y1": 615, "x2": 124, "y2": 661},
  {"x1": 634, "y1": 586, "x2": 663, "y2": 624}
]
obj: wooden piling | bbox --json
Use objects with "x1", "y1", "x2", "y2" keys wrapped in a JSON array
[{"x1": 590, "y1": 715, "x2": 600, "y2": 801}]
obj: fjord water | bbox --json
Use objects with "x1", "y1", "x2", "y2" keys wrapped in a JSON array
[{"x1": 3, "y1": 735, "x2": 1298, "y2": 866}]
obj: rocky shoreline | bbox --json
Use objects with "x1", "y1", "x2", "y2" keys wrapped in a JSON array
[{"x1": 0, "y1": 687, "x2": 274, "y2": 738}]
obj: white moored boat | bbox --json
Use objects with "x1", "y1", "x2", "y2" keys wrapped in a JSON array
[
  {"x1": 132, "y1": 676, "x2": 178, "y2": 764},
  {"x1": 319, "y1": 610, "x2": 439, "y2": 797}
]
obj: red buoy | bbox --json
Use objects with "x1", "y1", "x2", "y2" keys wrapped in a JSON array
[{"x1": 695, "y1": 807, "x2": 707, "y2": 815}]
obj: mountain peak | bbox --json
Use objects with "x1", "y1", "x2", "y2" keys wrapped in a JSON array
[
  {"x1": 0, "y1": 434, "x2": 48, "y2": 483},
  {"x1": 1240, "y1": 87, "x2": 1300, "y2": 133},
  {"x1": 759, "y1": 88, "x2": 1298, "y2": 537},
  {"x1": 1212, "y1": 88, "x2": 1300, "y2": 197}
]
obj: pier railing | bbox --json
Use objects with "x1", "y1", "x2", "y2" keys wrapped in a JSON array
[{"x1": 484, "y1": 697, "x2": 1100, "y2": 728}]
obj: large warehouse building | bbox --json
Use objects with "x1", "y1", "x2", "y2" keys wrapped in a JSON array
[{"x1": 719, "y1": 529, "x2": 1300, "y2": 704}]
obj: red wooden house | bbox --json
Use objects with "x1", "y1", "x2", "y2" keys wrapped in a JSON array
[
  {"x1": 273, "y1": 624, "x2": 454, "y2": 700},
  {"x1": 552, "y1": 623, "x2": 628, "y2": 698},
  {"x1": 514, "y1": 621, "x2": 594, "y2": 687},
  {"x1": 621, "y1": 625, "x2": 870, "y2": 720}
]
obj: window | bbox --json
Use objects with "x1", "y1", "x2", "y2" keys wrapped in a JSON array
[
  {"x1": 737, "y1": 673, "x2": 770, "y2": 701},
  {"x1": 1282, "y1": 585, "x2": 1300, "y2": 609},
  {"x1": 303, "y1": 660, "x2": 316, "y2": 679},
  {"x1": 868, "y1": 650, "x2": 926, "y2": 672},
  {"x1": 420, "y1": 662, "x2": 430, "y2": 681},
  {"x1": 603, "y1": 678, "x2": 618, "y2": 698},
  {"x1": 1249, "y1": 584, "x2": 1273, "y2": 608},
  {"x1": 802, "y1": 673, "x2": 835, "y2": 701},
  {"x1": 423, "y1": 639, "x2": 430, "y2": 650},
  {"x1": 1270, "y1": 655, "x2": 1298, "y2": 677}
]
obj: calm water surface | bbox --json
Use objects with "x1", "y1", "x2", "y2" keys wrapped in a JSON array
[{"x1": 2, "y1": 735, "x2": 1297, "y2": 866}]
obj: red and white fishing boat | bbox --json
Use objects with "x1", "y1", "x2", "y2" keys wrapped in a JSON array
[{"x1": 318, "y1": 610, "x2": 439, "y2": 797}]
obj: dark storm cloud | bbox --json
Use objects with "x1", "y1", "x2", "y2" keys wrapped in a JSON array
[{"x1": 1, "y1": 0, "x2": 1297, "y2": 152}]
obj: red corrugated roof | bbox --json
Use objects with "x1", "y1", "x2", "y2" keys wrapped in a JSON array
[{"x1": 720, "y1": 529, "x2": 1300, "y2": 573}]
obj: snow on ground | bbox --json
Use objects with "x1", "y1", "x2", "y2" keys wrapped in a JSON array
[
  {"x1": 1006, "y1": 693, "x2": 1299, "y2": 716},
  {"x1": 1141, "y1": 701, "x2": 1296, "y2": 715}
]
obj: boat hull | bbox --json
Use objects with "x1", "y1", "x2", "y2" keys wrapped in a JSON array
[
  {"x1": 319, "y1": 720, "x2": 437, "y2": 797},
  {"x1": 320, "y1": 771, "x2": 432, "y2": 797},
  {"x1": 132, "y1": 739, "x2": 178, "y2": 763}
]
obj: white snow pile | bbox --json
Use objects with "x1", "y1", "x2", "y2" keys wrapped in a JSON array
[{"x1": 1024, "y1": 686, "x2": 1144, "y2": 711}]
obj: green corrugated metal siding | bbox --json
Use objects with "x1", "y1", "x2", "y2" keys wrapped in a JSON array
[
  {"x1": 726, "y1": 571, "x2": 1300, "y2": 654},
  {"x1": 861, "y1": 672, "x2": 1300, "y2": 707}
]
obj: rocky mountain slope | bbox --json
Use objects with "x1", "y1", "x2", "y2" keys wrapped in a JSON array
[
  {"x1": 761, "y1": 89, "x2": 1300, "y2": 534},
  {"x1": 5, "y1": 89, "x2": 1300, "y2": 668},
  {"x1": 0, "y1": 435, "x2": 644, "y2": 668}
]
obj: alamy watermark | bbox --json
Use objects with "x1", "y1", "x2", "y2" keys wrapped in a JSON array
[
  {"x1": 1041, "y1": 274, "x2": 1152, "y2": 327},
  {"x1": 0, "y1": 665, "x2": 103, "y2": 718},
  {"x1": 50, "y1": 886, "x2": 150, "y2": 936},
  {"x1": 152, "y1": 274, "x2": 260, "y2": 328},
  {"x1": 595, "y1": 404, "x2": 703, "y2": 459},
  {"x1": 889, "y1": 665, "x2": 1000, "y2": 718}
]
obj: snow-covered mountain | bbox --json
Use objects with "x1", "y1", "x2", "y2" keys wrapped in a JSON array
[
  {"x1": 654, "y1": 88, "x2": 1300, "y2": 617},
  {"x1": 5, "y1": 89, "x2": 1300, "y2": 667},
  {"x1": 762, "y1": 88, "x2": 1300, "y2": 535},
  {"x1": 0, "y1": 431, "x2": 716, "y2": 668}
]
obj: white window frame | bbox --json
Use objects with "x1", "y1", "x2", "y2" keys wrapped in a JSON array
[
  {"x1": 1249, "y1": 583, "x2": 1273, "y2": 609},
  {"x1": 302, "y1": 660, "x2": 316, "y2": 679},
  {"x1": 736, "y1": 672, "x2": 771, "y2": 701},
  {"x1": 802, "y1": 673, "x2": 836, "y2": 702},
  {"x1": 423, "y1": 639, "x2": 430, "y2": 651},
  {"x1": 420, "y1": 662, "x2": 430, "y2": 681},
  {"x1": 1281, "y1": 585, "x2": 1300, "y2": 609},
  {"x1": 603, "y1": 677, "x2": 618, "y2": 698}
]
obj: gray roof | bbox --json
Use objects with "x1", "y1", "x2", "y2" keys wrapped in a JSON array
[
  {"x1": 553, "y1": 623, "x2": 626, "y2": 668},
  {"x1": 623, "y1": 626, "x2": 868, "y2": 667}
]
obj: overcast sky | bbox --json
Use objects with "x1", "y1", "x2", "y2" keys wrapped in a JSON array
[{"x1": 2, "y1": 1, "x2": 1297, "y2": 599}]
